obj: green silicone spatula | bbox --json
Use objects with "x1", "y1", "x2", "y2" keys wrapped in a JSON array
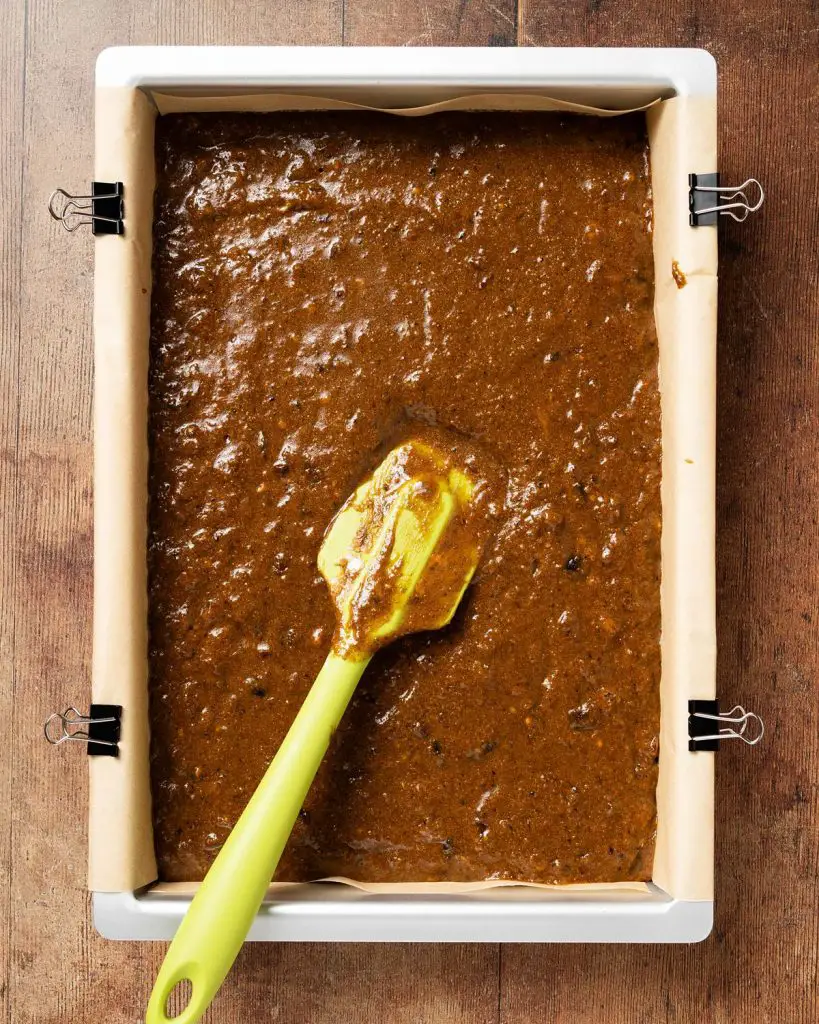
[{"x1": 146, "y1": 437, "x2": 491, "y2": 1024}]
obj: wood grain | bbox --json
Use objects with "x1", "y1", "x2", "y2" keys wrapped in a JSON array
[
  {"x1": 2, "y1": 1, "x2": 817, "y2": 1022},
  {"x1": 1, "y1": 1, "x2": 26, "y2": 1021},
  {"x1": 345, "y1": 0, "x2": 518, "y2": 46}
]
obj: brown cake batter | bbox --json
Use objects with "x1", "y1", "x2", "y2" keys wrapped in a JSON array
[{"x1": 148, "y1": 112, "x2": 661, "y2": 884}]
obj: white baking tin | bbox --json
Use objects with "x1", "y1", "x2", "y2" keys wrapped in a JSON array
[{"x1": 92, "y1": 46, "x2": 717, "y2": 943}]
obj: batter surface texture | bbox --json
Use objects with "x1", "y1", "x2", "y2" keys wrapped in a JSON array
[{"x1": 148, "y1": 112, "x2": 661, "y2": 884}]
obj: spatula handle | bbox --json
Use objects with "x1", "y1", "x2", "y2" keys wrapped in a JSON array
[{"x1": 146, "y1": 651, "x2": 369, "y2": 1024}]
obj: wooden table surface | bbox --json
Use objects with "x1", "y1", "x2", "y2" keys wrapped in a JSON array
[{"x1": 2, "y1": 2, "x2": 816, "y2": 1021}]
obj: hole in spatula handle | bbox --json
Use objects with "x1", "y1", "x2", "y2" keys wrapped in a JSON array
[{"x1": 165, "y1": 979, "x2": 193, "y2": 1020}]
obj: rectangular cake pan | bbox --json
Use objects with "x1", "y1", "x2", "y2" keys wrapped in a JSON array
[{"x1": 91, "y1": 45, "x2": 718, "y2": 942}]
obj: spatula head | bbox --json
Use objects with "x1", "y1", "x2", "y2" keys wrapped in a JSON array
[{"x1": 318, "y1": 438, "x2": 491, "y2": 658}]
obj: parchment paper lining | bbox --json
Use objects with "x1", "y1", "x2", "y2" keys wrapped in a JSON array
[{"x1": 91, "y1": 84, "x2": 716, "y2": 901}]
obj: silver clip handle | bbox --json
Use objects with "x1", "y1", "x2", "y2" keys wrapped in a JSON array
[
  {"x1": 44, "y1": 706, "x2": 119, "y2": 748},
  {"x1": 693, "y1": 178, "x2": 765, "y2": 223},
  {"x1": 48, "y1": 188, "x2": 122, "y2": 232},
  {"x1": 690, "y1": 704, "x2": 764, "y2": 745}
]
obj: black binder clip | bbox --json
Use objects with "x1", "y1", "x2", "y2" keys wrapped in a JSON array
[
  {"x1": 48, "y1": 181, "x2": 124, "y2": 235},
  {"x1": 688, "y1": 173, "x2": 764, "y2": 226},
  {"x1": 688, "y1": 700, "x2": 764, "y2": 751},
  {"x1": 44, "y1": 704, "x2": 122, "y2": 757}
]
